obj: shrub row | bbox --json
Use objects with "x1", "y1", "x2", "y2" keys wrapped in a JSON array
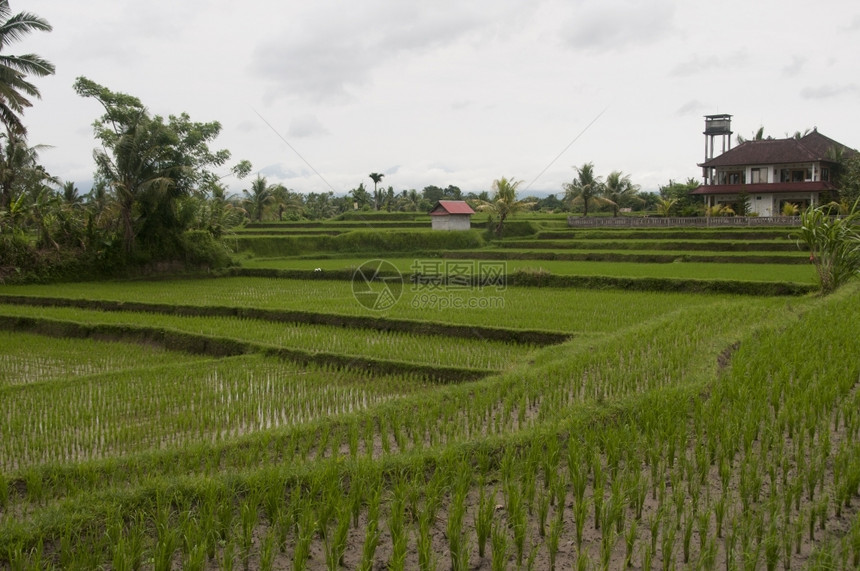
[
  {"x1": 336, "y1": 211, "x2": 429, "y2": 222},
  {"x1": 230, "y1": 230, "x2": 484, "y2": 257}
]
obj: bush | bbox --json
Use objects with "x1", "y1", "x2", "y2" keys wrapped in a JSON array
[
  {"x1": 791, "y1": 204, "x2": 860, "y2": 293},
  {"x1": 233, "y1": 230, "x2": 484, "y2": 256},
  {"x1": 182, "y1": 230, "x2": 233, "y2": 269}
]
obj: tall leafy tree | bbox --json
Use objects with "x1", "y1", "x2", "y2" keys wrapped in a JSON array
[
  {"x1": 477, "y1": 176, "x2": 534, "y2": 236},
  {"x1": 563, "y1": 162, "x2": 606, "y2": 217},
  {"x1": 0, "y1": 1, "x2": 54, "y2": 137},
  {"x1": 74, "y1": 77, "x2": 234, "y2": 256}
]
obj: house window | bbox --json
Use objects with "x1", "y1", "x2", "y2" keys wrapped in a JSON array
[
  {"x1": 727, "y1": 171, "x2": 744, "y2": 184},
  {"x1": 791, "y1": 168, "x2": 811, "y2": 182},
  {"x1": 822, "y1": 167, "x2": 830, "y2": 181},
  {"x1": 750, "y1": 168, "x2": 765, "y2": 184}
]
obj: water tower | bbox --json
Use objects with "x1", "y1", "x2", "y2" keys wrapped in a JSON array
[{"x1": 703, "y1": 114, "x2": 732, "y2": 185}]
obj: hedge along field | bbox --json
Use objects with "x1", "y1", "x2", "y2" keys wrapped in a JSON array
[
  {"x1": 2, "y1": 282, "x2": 858, "y2": 569},
  {"x1": 0, "y1": 304, "x2": 537, "y2": 372},
  {"x1": 229, "y1": 229, "x2": 485, "y2": 257},
  {"x1": 238, "y1": 255, "x2": 817, "y2": 283},
  {"x1": 0, "y1": 277, "x2": 757, "y2": 333}
]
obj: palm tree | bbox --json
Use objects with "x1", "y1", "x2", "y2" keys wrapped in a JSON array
[
  {"x1": 602, "y1": 170, "x2": 641, "y2": 217},
  {"x1": 242, "y1": 175, "x2": 275, "y2": 222},
  {"x1": 271, "y1": 183, "x2": 303, "y2": 221},
  {"x1": 0, "y1": 1, "x2": 55, "y2": 135},
  {"x1": 655, "y1": 197, "x2": 678, "y2": 217},
  {"x1": 563, "y1": 162, "x2": 607, "y2": 217},
  {"x1": 61, "y1": 181, "x2": 83, "y2": 206},
  {"x1": 0, "y1": 130, "x2": 54, "y2": 210},
  {"x1": 369, "y1": 172, "x2": 384, "y2": 209},
  {"x1": 736, "y1": 126, "x2": 772, "y2": 144},
  {"x1": 477, "y1": 176, "x2": 534, "y2": 236},
  {"x1": 350, "y1": 182, "x2": 371, "y2": 210}
]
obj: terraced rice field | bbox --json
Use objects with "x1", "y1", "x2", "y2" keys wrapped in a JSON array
[{"x1": 1, "y1": 226, "x2": 859, "y2": 569}]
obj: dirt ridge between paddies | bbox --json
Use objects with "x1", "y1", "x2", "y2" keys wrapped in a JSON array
[
  {"x1": 0, "y1": 294, "x2": 568, "y2": 346},
  {"x1": 0, "y1": 315, "x2": 492, "y2": 384},
  {"x1": 231, "y1": 267, "x2": 816, "y2": 296},
  {"x1": 442, "y1": 249, "x2": 809, "y2": 265},
  {"x1": 500, "y1": 239, "x2": 799, "y2": 252}
]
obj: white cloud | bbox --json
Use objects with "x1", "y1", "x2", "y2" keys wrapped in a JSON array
[
  {"x1": 669, "y1": 50, "x2": 748, "y2": 77},
  {"x1": 800, "y1": 84, "x2": 859, "y2": 100},
  {"x1": 676, "y1": 100, "x2": 708, "y2": 117},
  {"x1": 561, "y1": 0, "x2": 676, "y2": 52},
  {"x1": 287, "y1": 115, "x2": 329, "y2": 138}
]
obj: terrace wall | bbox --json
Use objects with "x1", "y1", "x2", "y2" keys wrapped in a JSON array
[{"x1": 567, "y1": 216, "x2": 803, "y2": 228}]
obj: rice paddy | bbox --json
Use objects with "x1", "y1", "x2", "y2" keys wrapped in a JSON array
[{"x1": 1, "y1": 223, "x2": 857, "y2": 570}]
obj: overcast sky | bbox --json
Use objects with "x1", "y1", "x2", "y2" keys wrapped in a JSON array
[{"x1": 17, "y1": 0, "x2": 860, "y2": 197}]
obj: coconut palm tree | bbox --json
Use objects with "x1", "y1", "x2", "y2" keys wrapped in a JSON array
[
  {"x1": 736, "y1": 126, "x2": 772, "y2": 144},
  {"x1": 0, "y1": 1, "x2": 55, "y2": 136},
  {"x1": 477, "y1": 176, "x2": 534, "y2": 236},
  {"x1": 602, "y1": 170, "x2": 641, "y2": 217},
  {"x1": 563, "y1": 162, "x2": 607, "y2": 217},
  {"x1": 242, "y1": 175, "x2": 276, "y2": 222},
  {"x1": 60, "y1": 181, "x2": 83, "y2": 206},
  {"x1": 655, "y1": 197, "x2": 678, "y2": 217}
]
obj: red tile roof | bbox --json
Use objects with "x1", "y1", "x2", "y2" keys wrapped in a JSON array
[
  {"x1": 429, "y1": 200, "x2": 475, "y2": 216},
  {"x1": 690, "y1": 181, "x2": 838, "y2": 196},
  {"x1": 699, "y1": 130, "x2": 856, "y2": 168}
]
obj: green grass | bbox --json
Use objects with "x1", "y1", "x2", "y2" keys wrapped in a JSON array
[
  {"x1": 0, "y1": 352, "x2": 433, "y2": 471},
  {"x1": 237, "y1": 255, "x2": 816, "y2": 283},
  {"x1": 0, "y1": 330, "x2": 208, "y2": 388},
  {"x1": 0, "y1": 304, "x2": 537, "y2": 371},
  {"x1": 0, "y1": 277, "x2": 743, "y2": 333}
]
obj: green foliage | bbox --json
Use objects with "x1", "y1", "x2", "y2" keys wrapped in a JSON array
[
  {"x1": 180, "y1": 230, "x2": 233, "y2": 268},
  {"x1": 838, "y1": 155, "x2": 860, "y2": 205},
  {"x1": 73, "y1": 77, "x2": 233, "y2": 259},
  {"x1": 233, "y1": 229, "x2": 484, "y2": 257},
  {"x1": 791, "y1": 203, "x2": 860, "y2": 293},
  {"x1": 476, "y1": 177, "x2": 535, "y2": 236},
  {"x1": 563, "y1": 162, "x2": 607, "y2": 217},
  {"x1": 0, "y1": 1, "x2": 55, "y2": 137},
  {"x1": 658, "y1": 178, "x2": 702, "y2": 216}
]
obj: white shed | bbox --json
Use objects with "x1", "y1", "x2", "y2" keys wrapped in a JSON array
[{"x1": 429, "y1": 200, "x2": 475, "y2": 231}]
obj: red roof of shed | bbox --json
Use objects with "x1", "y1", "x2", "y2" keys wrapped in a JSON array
[{"x1": 429, "y1": 200, "x2": 475, "y2": 216}]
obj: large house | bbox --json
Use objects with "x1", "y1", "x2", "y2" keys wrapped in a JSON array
[{"x1": 691, "y1": 115, "x2": 856, "y2": 216}]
